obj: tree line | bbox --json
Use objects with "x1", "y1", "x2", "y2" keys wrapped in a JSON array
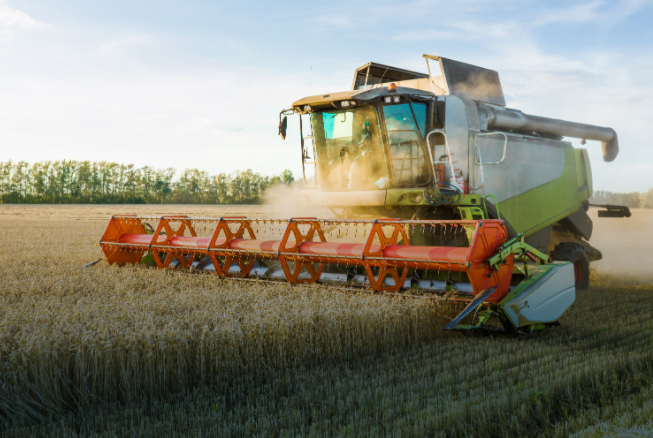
[
  {"x1": 590, "y1": 189, "x2": 653, "y2": 209},
  {"x1": 1, "y1": 160, "x2": 651, "y2": 208},
  {"x1": 0, "y1": 161, "x2": 295, "y2": 204}
]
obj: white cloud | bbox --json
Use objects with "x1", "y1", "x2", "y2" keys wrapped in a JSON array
[
  {"x1": 534, "y1": 0, "x2": 651, "y2": 26},
  {"x1": 533, "y1": 0, "x2": 605, "y2": 25},
  {"x1": 0, "y1": 1, "x2": 38, "y2": 28},
  {"x1": 0, "y1": 0, "x2": 41, "y2": 42},
  {"x1": 393, "y1": 20, "x2": 524, "y2": 43}
]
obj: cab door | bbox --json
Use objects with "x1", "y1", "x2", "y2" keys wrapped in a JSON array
[{"x1": 380, "y1": 102, "x2": 431, "y2": 188}]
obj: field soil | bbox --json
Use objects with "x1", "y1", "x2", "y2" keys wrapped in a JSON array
[
  {"x1": 0, "y1": 203, "x2": 332, "y2": 221},
  {"x1": 0, "y1": 204, "x2": 652, "y2": 437}
]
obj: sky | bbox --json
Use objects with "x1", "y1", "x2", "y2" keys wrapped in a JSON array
[{"x1": 0, "y1": 0, "x2": 652, "y2": 192}]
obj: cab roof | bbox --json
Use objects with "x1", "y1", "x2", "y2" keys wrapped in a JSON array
[
  {"x1": 291, "y1": 85, "x2": 435, "y2": 114},
  {"x1": 291, "y1": 55, "x2": 507, "y2": 111}
]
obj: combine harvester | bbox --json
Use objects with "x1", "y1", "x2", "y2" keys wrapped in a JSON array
[{"x1": 100, "y1": 55, "x2": 629, "y2": 333}]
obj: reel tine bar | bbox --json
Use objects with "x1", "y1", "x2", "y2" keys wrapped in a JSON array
[{"x1": 100, "y1": 216, "x2": 514, "y2": 302}]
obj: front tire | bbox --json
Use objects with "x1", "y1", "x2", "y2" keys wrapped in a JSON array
[{"x1": 551, "y1": 242, "x2": 590, "y2": 290}]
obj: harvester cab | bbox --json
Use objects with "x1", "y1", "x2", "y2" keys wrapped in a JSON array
[{"x1": 99, "y1": 55, "x2": 628, "y2": 334}]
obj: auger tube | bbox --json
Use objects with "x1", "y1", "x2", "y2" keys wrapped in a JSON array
[{"x1": 479, "y1": 103, "x2": 619, "y2": 162}]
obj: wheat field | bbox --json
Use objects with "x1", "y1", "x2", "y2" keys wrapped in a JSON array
[{"x1": 1, "y1": 206, "x2": 652, "y2": 437}]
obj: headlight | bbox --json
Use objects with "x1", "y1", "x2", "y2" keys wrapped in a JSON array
[
  {"x1": 350, "y1": 101, "x2": 356, "y2": 106},
  {"x1": 384, "y1": 96, "x2": 392, "y2": 103},
  {"x1": 341, "y1": 101, "x2": 350, "y2": 107},
  {"x1": 393, "y1": 96, "x2": 401, "y2": 103},
  {"x1": 303, "y1": 105, "x2": 311, "y2": 111}
]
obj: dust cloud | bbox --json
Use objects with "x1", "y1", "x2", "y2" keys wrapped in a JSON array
[
  {"x1": 589, "y1": 207, "x2": 653, "y2": 284},
  {"x1": 261, "y1": 182, "x2": 333, "y2": 219},
  {"x1": 451, "y1": 71, "x2": 504, "y2": 102},
  {"x1": 0, "y1": 185, "x2": 333, "y2": 221}
]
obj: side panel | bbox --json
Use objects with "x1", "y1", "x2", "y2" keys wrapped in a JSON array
[
  {"x1": 497, "y1": 148, "x2": 580, "y2": 236},
  {"x1": 478, "y1": 135, "x2": 567, "y2": 203}
]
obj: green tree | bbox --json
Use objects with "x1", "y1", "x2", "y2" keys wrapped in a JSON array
[
  {"x1": 0, "y1": 160, "x2": 292, "y2": 205},
  {"x1": 280, "y1": 169, "x2": 294, "y2": 185},
  {"x1": 642, "y1": 188, "x2": 653, "y2": 209},
  {"x1": 591, "y1": 190, "x2": 641, "y2": 208}
]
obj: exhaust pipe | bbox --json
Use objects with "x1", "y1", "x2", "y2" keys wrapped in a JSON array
[{"x1": 479, "y1": 104, "x2": 619, "y2": 162}]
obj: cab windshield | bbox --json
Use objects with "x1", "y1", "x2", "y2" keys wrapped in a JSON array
[
  {"x1": 310, "y1": 103, "x2": 431, "y2": 190},
  {"x1": 311, "y1": 106, "x2": 389, "y2": 190}
]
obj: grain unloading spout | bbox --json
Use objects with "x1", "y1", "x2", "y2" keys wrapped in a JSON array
[
  {"x1": 478, "y1": 103, "x2": 619, "y2": 162},
  {"x1": 418, "y1": 55, "x2": 619, "y2": 161}
]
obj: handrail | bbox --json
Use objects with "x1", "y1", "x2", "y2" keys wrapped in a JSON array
[
  {"x1": 474, "y1": 132, "x2": 508, "y2": 165},
  {"x1": 471, "y1": 144, "x2": 485, "y2": 192},
  {"x1": 425, "y1": 129, "x2": 456, "y2": 185}
]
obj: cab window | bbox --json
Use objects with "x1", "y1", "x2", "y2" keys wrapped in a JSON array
[
  {"x1": 311, "y1": 106, "x2": 390, "y2": 190},
  {"x1": 411, "y1": 102, "x2": 427, "y2": 138},
  {"x1": 382, "y1": 103, "x2": 430, "y2": 187}
]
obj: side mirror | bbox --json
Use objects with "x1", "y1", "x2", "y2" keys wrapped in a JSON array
[{"x1": 278, "y1": 115, "x2": 287, "y2": 140}]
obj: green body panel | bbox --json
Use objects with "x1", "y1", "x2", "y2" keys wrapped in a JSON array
[
  {"x1": 575, "y1": 148, "x2": 592, "y2": 202},
  {"x1": 487, "y1": 234, "x2": 549, "y2": 271},
  {"x1": 582, "y1": 149, "x2": 593, "y2": 198},
  {"x1": 496, "y1": 148, "x2": 581, "y2": 237},
  {"x1": 574, "y1": 150, "x2": 585, "y2": 197},
  {"x1": 457, "y1": 206, "x2": 485, "y2": 220},
  {"x1": 386, "y1": 189, "x2": 482, "y2": 207}
]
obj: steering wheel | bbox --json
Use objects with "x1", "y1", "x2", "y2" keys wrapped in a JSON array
[{"x1": 423, "y1": 182, "x2": 462, "y2": 206}]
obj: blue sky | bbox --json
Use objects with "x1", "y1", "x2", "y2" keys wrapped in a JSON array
[{"x1": 1, "y1": 0, "x2": 651, "y2": 192}]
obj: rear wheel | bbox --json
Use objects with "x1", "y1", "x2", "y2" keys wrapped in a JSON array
[{"x1": 550, "y1": 242, "x2": 590, "y2": 290}]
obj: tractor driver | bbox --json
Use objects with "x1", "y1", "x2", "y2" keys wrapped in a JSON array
[{"x1": 346, "y1": 108, "x2": 389, "y2": 190}]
